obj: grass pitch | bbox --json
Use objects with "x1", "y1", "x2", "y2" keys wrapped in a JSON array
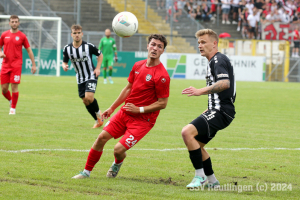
[{"x1": 0, "y1": 75, "x2": 299, "y2": 200}]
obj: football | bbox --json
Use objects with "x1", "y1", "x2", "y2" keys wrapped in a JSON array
[{"x1": 112, "y1": 11, "x2": 138, "y2": 38}]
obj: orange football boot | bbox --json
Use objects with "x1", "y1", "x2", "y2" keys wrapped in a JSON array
[{"x1": 92, "y1": 111, "x2": 104, "y2": 128}]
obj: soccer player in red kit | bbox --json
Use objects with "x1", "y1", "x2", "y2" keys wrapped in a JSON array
[
  {"x1": 72, "y1": 34, "x2": 170, "y2": 179},
  {"x1": 0, "y1": 15, "x2": 36, "y2": 115}
]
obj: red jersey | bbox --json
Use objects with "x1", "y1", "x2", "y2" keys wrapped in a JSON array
[
  {"x1": 0, "y1": 30, "x2": 30, "y2": 68},
  {"x1": 294, "y1": 29, "x2": 299, "y2": 41},
  {"x1": 121, "y1": 59, "x2": 170, "y2": 123}
]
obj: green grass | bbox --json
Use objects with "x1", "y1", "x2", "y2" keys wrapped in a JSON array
[{"x1": 0, "y1": 75, "x2": 299, "y2": 200}]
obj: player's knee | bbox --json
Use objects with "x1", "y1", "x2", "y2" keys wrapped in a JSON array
[
  {"x1": 1, "y1": 87, "x2": 8, "y2": 93},
  {"x1": 95, "y1": 133, "x2": 109, "y2": 145},
  {"x1": 82, "y1": 97, "x2": 93, "y2": 105},
  {"x1": 181, "y1": 126, "x2": 192, "y2": 139},
  {"x1": 113, "y1": 148, "x2": 122, "y2": 157},
  {"x1": 114, "y1": 145, "x2": 126, "y2": 157},
  {"x1": 86, "y1": 96, "x2": 94, "y2": 104},
  {"x1": 82, "y1": 98, "x2": 89, "y2": 105}
]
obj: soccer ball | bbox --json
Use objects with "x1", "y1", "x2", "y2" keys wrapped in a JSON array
[{"x1": 112, "y1": 11, "x2": 138, "y2": 38}]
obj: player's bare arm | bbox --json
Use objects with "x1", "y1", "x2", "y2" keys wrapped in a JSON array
[
  {"x1": 62, "y1": 62, "x2": 69, "y2": 71},
  {"x1": 26, "y1": 47, "x2": 36, "y2": 74},
  {"x1": 182, "y1": 79, "x2": 230, "y2": 97},
  {"x1": 124, "y1": 97, "x2": 168, "y2": 114},
  {"x1": 102, "y1": 82, "x2": 132, "y2": 119},
  {"x1": 94, "y1": 54, "x2": 103, "y2": 77},
  {"x1": 0, "y1": 46, "x2": 6, "y2": 58}
]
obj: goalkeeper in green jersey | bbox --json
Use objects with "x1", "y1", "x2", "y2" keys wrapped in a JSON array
[{"x1": 98, "y1": 29, "x2": 117, "y2": 84}]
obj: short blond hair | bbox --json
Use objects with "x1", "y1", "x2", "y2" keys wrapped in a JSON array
[{"x1": 195, "y1": 29, "x2": 218, "y2": 43}]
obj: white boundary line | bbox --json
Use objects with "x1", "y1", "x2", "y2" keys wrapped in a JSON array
[{"x1": 0, "y1": 148, "x2": 300, "y2": 153}]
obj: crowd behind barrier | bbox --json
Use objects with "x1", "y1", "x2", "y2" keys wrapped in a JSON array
[{"x1": 157, "y1": 0, "x2": 300, "y2": 57}]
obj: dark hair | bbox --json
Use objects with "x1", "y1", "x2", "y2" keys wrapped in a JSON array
[
  {"x1": 71, "y1": 24, "x2": 82, "y2": 31},
  {"x1": 148, "y1": 34, "x2": 168, "y2": 49},
  {"x1": 9, "y1": 15, "x2": 19, "y2": 22}
]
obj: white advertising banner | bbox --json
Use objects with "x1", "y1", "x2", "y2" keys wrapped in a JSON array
[
  {"x1": 160, "y1": 53, "x2": 265, "y2": 82},
  {"x1": 228, "y1": 56, "x2": 265, "y2": 81}
]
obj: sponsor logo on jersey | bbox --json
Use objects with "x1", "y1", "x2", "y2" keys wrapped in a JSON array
[
  {"x1": 203, "y1": 110, "x2": 216, "y2": 121},
  {"x1": 214, "y1": 56, "x2": 218, "y2": 63},
  {"x1": 15, "y1": 36, "x2": 19, "y2": 41},
  {"x1": 71, "y1": 57, "x2": 88, "y2": 62},
  {"x1": 135, "y1": 71, "x2": 139, "y2": 74},
  {"x1": 161, "y1": 78, "x2": 166, "y2": 83},
  {"x1": 5, "y1": 37, "x2": 10, "y2": 39},
  {"x1": 146, "y1": 74, "x2": 152, "y2": 81},
  {"x1": 217, "y1": 74, "x2": 229, "y2": 78}
]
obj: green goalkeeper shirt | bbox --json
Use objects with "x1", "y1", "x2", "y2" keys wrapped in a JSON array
[{"x1": 98, "y1": 37, "x2": 117, "y2": 58}]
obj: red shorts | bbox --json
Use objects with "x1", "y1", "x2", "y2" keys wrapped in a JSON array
[
  {"x1": 104, "y1": 109, "x2": 154, "y2": 150},
  {"x1": 0, "y1": 66, "x2": 22, "y2": 84}
]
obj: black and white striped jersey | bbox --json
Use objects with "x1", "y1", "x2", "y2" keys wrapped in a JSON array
[
  {"x1": 206, "y1": 52, "x2": 236, "y2": 118},
  {"x1": 63, "y1": 41, "x2": 101, "y2": 84}
]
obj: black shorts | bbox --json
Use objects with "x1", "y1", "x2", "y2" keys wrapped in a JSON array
[
  {"x1": 190, "y1": 109, "x2": 234, "y2": 144},
  {"x1": 249, "y1": 27, "x2": 256, "y2": 33},
  {"x1": 233, "y1": 6, "x2": 239, "y2": 13},
  {"x1": 78, "y1": 79, "x2": 98, "y2": 98},
  {"x1": 294, "y1": 41, "x2": 300, "y2": 48}
]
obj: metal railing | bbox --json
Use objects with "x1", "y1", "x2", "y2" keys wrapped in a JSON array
[
  {"x1": 0, "y1": 0, "x2": 58, "y2": 48},
  {"x1": 265, "y1": 56, "x2": 300, "y2": 82},
  {"x1": 286, "y1": 58, "x2": 300, "y2": 82}
]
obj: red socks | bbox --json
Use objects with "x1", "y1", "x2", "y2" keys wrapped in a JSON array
[
  {"x1": 85, "y1": 148, "x2": 103, "y2": 171},
  {"x1": 114, "y1": 156, "x2": 124, "y2": 164},
  {"x1": 11, "y1": 92, "x2": 19, "y2": 109},
  {"x1": 2, "y1": 91, "x2": 12, "y2": 101}
]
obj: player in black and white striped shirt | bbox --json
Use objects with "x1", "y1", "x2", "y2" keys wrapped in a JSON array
[
  {"x1": 182, "y1": 29, "x2": 236, "y2": 189},
  {"x1": 63, "y1": 24, "x2": 104, "y2": 128}
]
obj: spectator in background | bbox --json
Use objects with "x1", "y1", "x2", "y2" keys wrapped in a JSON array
[
  {"x1": 254, "y1": 0, "x2": 264, "y2": 10},
  {"x1": 281, "y1": 9, "x2": 291, "y2": 23},
  {"x1": 237, "y1": 0, "x2": 246, "y2": 31},
  {"x1": 265, "y1": 10, "x2": 281, "y2": 22},
  {"x1": 247, "y1": 7, "x2": 260, "y2": 39},
  {"x1": 292, "y1": 11, "x2": 300, "y2": 24},
  {"x1": 285, "y1": 0, "x2": 297, "y2": 16},
  {"x1": 221, "y1": 0, "x2": 231, "y2": 24},
  {"x1": 177, "y1": 0, "x2": 186, "y2": 17},
  {"x1": 210, "y1": 0, "x2": 218, "y2": 15},
  {"x1": 292, "y1": 26, "x2": 300, "y2": 57},
  {"x1": 245, "y1": 0, "x2": 254, "y2": 15},
  {"x1": 260, "y1": 10, "x2": 268, "y2": 24},
  {"x1": 232, "y1": 0, "x2": 240, "y2": 25},
  {"x1": 270, "y1": 0, "x2": 277, "y2": 12},
  {"x1": 265, "y1": 0, "x2": 272, "y2": 14},
  {"x1": 201, "y1": 3, "x2": 213, "y2": 21},
  {"x1": 241, "y1": 7, "x2": 250, "y2": 38},
  {"x1": 165, "y1": 0, "x2": 173, "y2": 10},
  {"x1": 185, "y1": 0, "x2": 196, "y2": 18},
  {"x1": 157, "y1": 0, "x2": 165, "y2": 10},
  {"x1": 165, "y1": 0, "x2": 180, "y2": 22},
  {"x1": 195, "y1": 5, "x2": 202, "y2": 21},
  {"x1": 185, "y1": 0, "x2": 195, "y2": 13}
]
